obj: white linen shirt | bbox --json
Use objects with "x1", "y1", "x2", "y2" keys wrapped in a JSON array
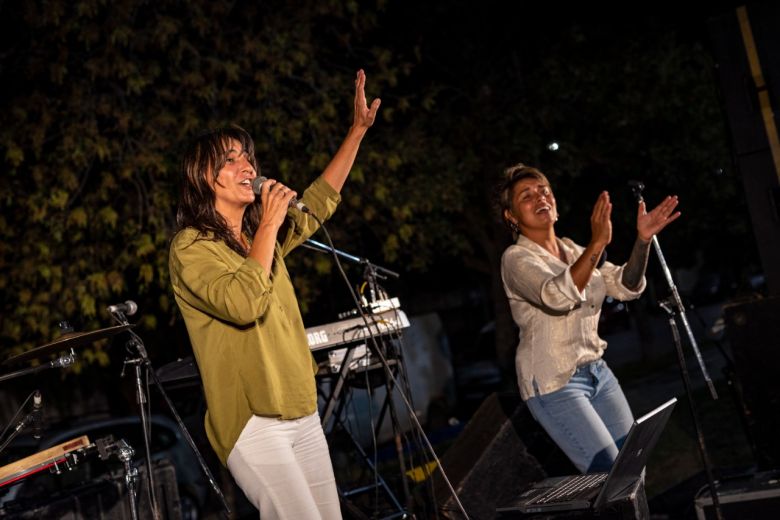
[{"x1": 501, "y1": 234, "x2": 646, "y2": 400}]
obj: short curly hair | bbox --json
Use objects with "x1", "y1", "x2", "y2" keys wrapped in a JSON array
[{"x1": 497, "y1": 163, "x2": 550, "y2": 233}]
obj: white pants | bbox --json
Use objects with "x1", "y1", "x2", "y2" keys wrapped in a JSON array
[{"x1": 227, "y1": 412, "x2": 342, "y2": 520}]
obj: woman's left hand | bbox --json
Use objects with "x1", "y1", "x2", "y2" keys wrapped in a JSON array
[
  {"x1": 637, "y1": 195, "x2": 681, "y2": 242},
  {"x1": 352, "y1": 69, "x2": 381, "y2": 130}
]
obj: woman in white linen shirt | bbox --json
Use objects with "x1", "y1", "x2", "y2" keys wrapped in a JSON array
[{"x1": 499, "y1": 164, "x2": 680, "y2": 473}]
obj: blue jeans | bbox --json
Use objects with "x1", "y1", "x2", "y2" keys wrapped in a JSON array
[{"x1": 525, "y1": 359, "x2": 634, "y2": 474}]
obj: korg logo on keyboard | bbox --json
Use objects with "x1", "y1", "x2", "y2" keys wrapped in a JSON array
[{"x1": 308, "y1": 330, "x2": 329, "y2": 346}]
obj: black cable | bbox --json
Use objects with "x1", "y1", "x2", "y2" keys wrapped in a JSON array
[{"x1": 309, "y1": 213, "x2": 470, "y2": 519}]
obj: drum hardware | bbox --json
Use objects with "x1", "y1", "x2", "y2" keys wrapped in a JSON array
[
  {"x1": 63, "y1": 436, "x2": 140, "y2": 513},
  {"x1": 0, "y1": 302, "x2": 230, "y2": 518},
  {"x1": 79, "y1": 435, "x2": 141, "y2": 520},
  {"x1": 0, "y1": 435, "x2": 91, "y2": 488},
  {"x1": 2, "y1": 323, "x2": 133, "y2": 366},
  {"x1": 0, "y1": 434, "x2": 143, "y2": 520},
  {"x1": 108, "y1": 302, "x2": 232, "y2": 519},
  {"x1": 0, "y1": 390, "x2": 46, "y2": 461},
  {"x1": 0, "y1": 323, "x2": 132, "y2": 384}
]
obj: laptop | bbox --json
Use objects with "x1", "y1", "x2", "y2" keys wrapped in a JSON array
[{"x1": 497, "y1": 397, "x2": 677, "y2": 515}]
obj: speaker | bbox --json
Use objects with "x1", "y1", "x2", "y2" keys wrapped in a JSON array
[
  {"x1": 723, "y1": 296, "x2": 780, "y2": 469},
  {"x1": 431, "y1": 392, "x2": 573, "y2": 519},
  {"x1": 707, "y1": 4, "x2": 780, "y2": 295},
  {"x1": 1, "y1": 459, "x2": 182, "y2": 519}
]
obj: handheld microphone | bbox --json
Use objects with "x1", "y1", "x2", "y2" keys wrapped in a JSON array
[
  {"x1": 107, "y1": 300, "x2": 138, "y2": 316},
  {"x1": 251, "y1": 177, "x2": 309, "y2": 213},
  {"x1": 32, "y1": 391, "x2": 43, "y2": 440}
]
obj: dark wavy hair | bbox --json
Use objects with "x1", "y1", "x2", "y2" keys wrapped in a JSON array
[
  {"x1": 176, "y1": 125, "x2": 260, "y2": 256},
  {"x1": 496, "y1": 163, "x2": 550, "y2": 235}
]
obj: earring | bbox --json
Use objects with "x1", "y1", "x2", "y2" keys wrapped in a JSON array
[{"x1": 507, "y1": 219, "x2": 521, "y2": 234}]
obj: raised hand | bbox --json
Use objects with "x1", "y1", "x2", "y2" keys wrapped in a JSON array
[
  {"x1": 637, "y1": 195, "x2": 681, "y2": 242},
  {"x1": 353, "y1": 69, "x2": 381, "y2": 130},
  {"x1": 591, "y1": 191, "x2": 613, "y2": 248}
]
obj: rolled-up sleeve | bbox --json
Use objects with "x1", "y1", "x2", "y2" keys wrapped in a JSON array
[
  {"x1": 600, "y1": 261, "x2": 646, "y2": 301},
  {"x1": 279, "y1": 176, "x2": 341, "y2": 256},
  {"x1": 170, "y1": 231, "x2": 274, "y2": 325},
  {"x1": 501, "y1": 246, "x2": 586, "y2": 312}
]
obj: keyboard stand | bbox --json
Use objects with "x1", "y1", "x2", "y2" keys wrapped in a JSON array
[
  {"x1": 317, "y1": 340, "x2": 410, "y2": 519},
  {"x1": 321, "y1": 344, "x2": 360, "y2": 434},
  {"x1": 334, "y1": 422, "x2": 407, "y2": 520}
]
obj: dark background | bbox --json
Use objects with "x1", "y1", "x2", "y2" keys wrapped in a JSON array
[{"x1": 1, "y1": 0, "x2": 779, "y2": 518}]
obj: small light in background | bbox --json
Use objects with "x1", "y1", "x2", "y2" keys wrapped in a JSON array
[
  {"x1": 714, "y1": 167, "x2": 725, "y2": 176},
  {"x1": 547, "y1": 141, "x2": 560, "y2": 152}
]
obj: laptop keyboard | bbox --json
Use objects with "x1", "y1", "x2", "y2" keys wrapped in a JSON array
[{"x1": 529, "y1": 473, "x2": 608, "y2": 504}]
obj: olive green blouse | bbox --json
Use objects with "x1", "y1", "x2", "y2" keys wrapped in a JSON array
[{"x1": 169, "y1": 176, "x2": 340, "y2": 466}]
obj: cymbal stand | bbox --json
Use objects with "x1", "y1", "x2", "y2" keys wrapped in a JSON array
[
  {"x1": 0, "y1": 352, "x2": 76, "y2": 384},
  {"x1": 109, "y1": 309, "x2": 232, "y2": 519},
  {"x1": 100, "y1": 436, "x2": 140, "y2": 520},
  {"x1": 0, "y1": 322, "x2": 78, "y2": 384},
  {"x1": 74, "y1": 435, "x2": 141, "y2": 520},
  {"x1": 115, "y1": 314, "x2": 161, "y2": 520},
  {"x1": 0, "y1": 390, "x2": 42, "y2": 458},
  {"x1": 304, "y1": 226, "x2": 471, "y2": 519}
]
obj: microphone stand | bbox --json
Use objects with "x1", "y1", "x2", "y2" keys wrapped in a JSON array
[
  {"x1": 630, "y1": 182, "x2": 723, "y2": 520},
  {"x1": 303, "y1": 238, "x2": 400, "y2": 280},
  {"x1": 304, "y1": 234, "x2": 471, "y2": 519},
  {"x1": 110, "y1": 310, "x2": 232, "y2": 519}
]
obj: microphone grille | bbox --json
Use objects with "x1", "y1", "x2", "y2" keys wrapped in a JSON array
[
  {"x1": 251, "y1": 176, "x2": 267, "y2": 195},
  {"x1": 124, "y1": 300, "x2": 138, "y2": 316}
]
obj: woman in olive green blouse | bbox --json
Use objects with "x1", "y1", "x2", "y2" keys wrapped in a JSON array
[{"x1": 169, "y1": 70, "x2": 380, "y2": 520}]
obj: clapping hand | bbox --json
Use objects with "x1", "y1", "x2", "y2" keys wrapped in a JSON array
[
  {"x1": 590, "y1": 191, "x2": 613, "y2": 247},
  {"x1": 637, "y1": 196, "x2": 681, "y2": 242}
]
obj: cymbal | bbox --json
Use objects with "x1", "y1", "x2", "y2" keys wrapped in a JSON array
[{"x1": 3, "y1": 324, "x2": 133, "y2": 365}]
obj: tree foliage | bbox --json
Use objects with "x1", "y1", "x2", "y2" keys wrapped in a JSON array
[
  {"x1": 0, "y1": 0, "x2": 757, "y2": 377},
  {"x1": 0, "y1": 0, "x2": 467, "y2": 363},
  {"x1": 389, "y1": 2, "x2": 755, "y2": 370}
]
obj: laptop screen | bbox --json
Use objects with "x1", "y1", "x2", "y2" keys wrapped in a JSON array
[{"x1": 594, "y1": 397, "x2": 677, "y2": 509}]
